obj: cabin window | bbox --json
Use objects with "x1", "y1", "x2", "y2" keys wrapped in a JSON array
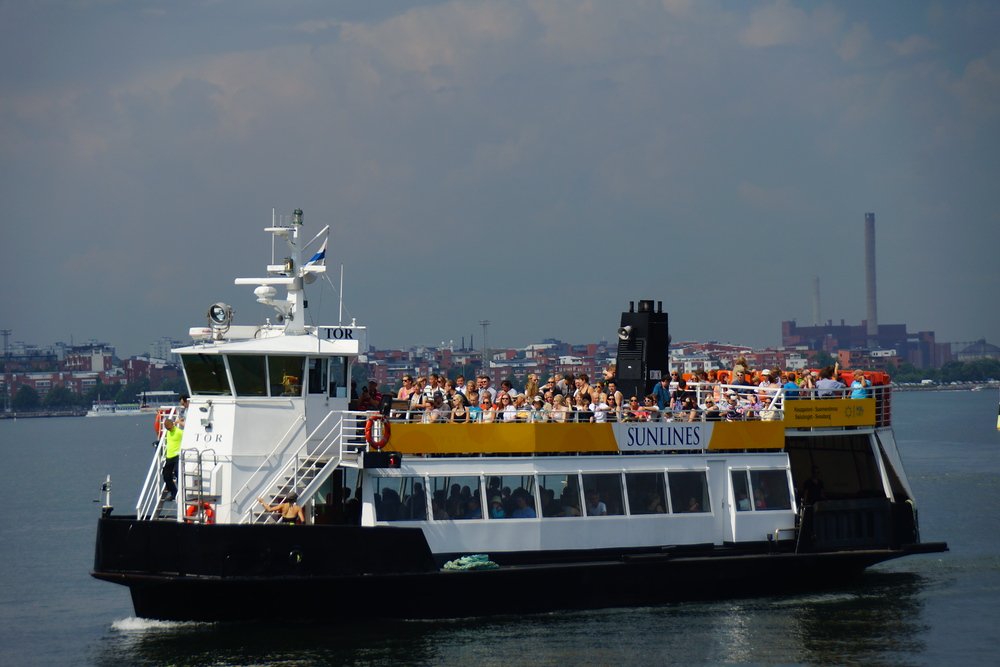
[
  {"x1": 229, "y1": 355, "x2": 267, "y2": 396},
  {"x1": 182, "y1": 354, "x2": 231, "y2": 396},
  {"x1": 487, "y1": 475, "x2": 537, "y2": 519},
  {"x1": 581, "y1": 473, "x2": 625, "y2": 516},
  {"x1": 373, "y1": 476, "x2": 427, "y2": 522},
  {"x1": 268, "y1": 356, "x2": 305, "y2": 397},
  {"x1": 732, "y1": 471, "x2": 752, "y2": 511},
  {"x1": 307, "y1": 358, "x2": 327, "y2": 395},
  {"x1": 749, "y1": 470, "x2": 792, "y2": 510},
  {"x1": 329, "y1": 357, "x2": 348, "y2": 398},
  {"x1": 667, "y1": 471, "x2": 709, "y2": 513},
  {"x1": 538, "y1": 474, "x2": 582, "y2": 518},
  {"x1": 429, "y1": 476, "x2": 483, "y2": 520},
  {"x1": 625, "y1": 472, "x2": 667, "y2": 515}
]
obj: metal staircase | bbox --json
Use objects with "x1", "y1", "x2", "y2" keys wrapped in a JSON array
[
  {"x1": 242, "y1": 411, "x2": 367, "y2": 524},
  {"x1": 179, "y1": 448, "x2": 219, "y2": 523}
]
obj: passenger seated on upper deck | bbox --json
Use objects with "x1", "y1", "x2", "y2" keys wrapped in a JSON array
[
  {"x1": 589, "y1": 395, "x2": 610, "y2": 423},
  {"x1": 850, "y1": 371, "x2": 871, "y2": 399},
  {"x1": 681, "y1": 397, "x2": 699, "y2": 422},
  {"x1": 357, "y1": 386, "x2": 376, "y2": 411},
  {"x1": 574, "y1": 374, "x2": 592, "y2": 400},
  {"x1": 514, "y1": 394, "x2": 531, "y2": 421},
  {"x1": 397, "y1": 375, "x2": 416, "y2": 401},
  {"x1": 497, "y1": 393, "x2": 517, "y2": 422},
  {"x1": 422, "y1": 394, "x2": 448, "y2": 423},
  {"x1": 500, "y1": 379, "x2": 519, "y2": 398},
  {"x1": 550, "y1": 394, "x2": 570, "y2": 422},
  {"x1": 816, "y1": 366, "x2": 846, "y2": 398},
  {"x1": 702, "y1": 397, "x2": 722, "y2": 421},
  {"x1": 480, "y1": 395, "x2": 497, "y2": 423},
  {"x1": 449, "y1": 394, "x2": 470, "y2": 423},
  {"x1": 529, "y1": 396, "x2": 548, "y2": 423},
  {"x1": 782, "y1": 372, "x2": 800, "y2": 399},
  {"x1": 573, "y1": 393, "x2": 592, "y2": 422}
]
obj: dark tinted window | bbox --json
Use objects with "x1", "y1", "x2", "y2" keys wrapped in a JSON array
[{"x1": 182, "y1": 354, "x2": 231, "y2": 396}]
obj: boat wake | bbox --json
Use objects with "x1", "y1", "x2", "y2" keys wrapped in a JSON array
[{"x1": 111, "y1": 616, "x2": 211, "y2": 632}]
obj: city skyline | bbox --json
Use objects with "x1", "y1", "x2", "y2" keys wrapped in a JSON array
[{"x1": 2, "y1": 2, "x2": 998, "y2": 356}]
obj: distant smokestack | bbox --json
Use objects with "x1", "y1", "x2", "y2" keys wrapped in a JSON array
[
  {"x1": 812, "y1": 276, "x2": 821, "y2": 326},
  {"x1": 865, "y1": 212, "x2": 878, "y2": 346}
]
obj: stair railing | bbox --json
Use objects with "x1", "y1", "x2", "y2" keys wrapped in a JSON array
[
  {"x1": 136, "y1": 407, "x2": 178, "y2": 520},
  {"x1": 229, "y1": 414, "x2": 308, "y2": 509}
]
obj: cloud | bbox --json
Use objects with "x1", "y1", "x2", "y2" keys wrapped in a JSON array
[
  {"x1": 838, "y1": 22, "x2": 871, "y2": 62},
  {"x1": 889, "y1": 34, "x2": 936, "y2": 57},
  {"x1": 740, "y1": 0, "x2": 811, "y2": 48}
]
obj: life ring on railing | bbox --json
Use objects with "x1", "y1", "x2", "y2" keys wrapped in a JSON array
[
  {"x1": 185, "y1": 502, "x2": 215, "y2": 524},
  {"x1": 154, "y1": 408, "x2": 171, "y2": 438},
  {"x1": 365, "y1": 414, "x2": 391, "y2": 450}
]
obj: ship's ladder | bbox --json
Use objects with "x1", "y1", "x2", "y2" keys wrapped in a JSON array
[
  {"x1": 178, "y1": 448, "x2": 219, "y2": 523},
  {"x1": 241, "y1": 411, "x2": 368, "y2": 524}
]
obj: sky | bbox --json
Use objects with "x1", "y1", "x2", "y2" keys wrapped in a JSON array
[{"x1": 1, "y1": 0, "x2": 998, "y2": 357}]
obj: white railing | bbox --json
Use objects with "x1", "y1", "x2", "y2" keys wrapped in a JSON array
[{"x1": 135, "y1": 407, "x2": 178, "y2": 520}]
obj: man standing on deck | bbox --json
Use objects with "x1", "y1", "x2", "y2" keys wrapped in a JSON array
[
  {"x1": 652, "y1": 376, "x2": 671, "y2": 411},
  {"x1": 161, "y1": 418, "x2": 183, "y2": 501}
]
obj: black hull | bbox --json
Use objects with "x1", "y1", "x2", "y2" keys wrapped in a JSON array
[{"x1": 92, "y1": 517, "x2": 947, "y2": 622}]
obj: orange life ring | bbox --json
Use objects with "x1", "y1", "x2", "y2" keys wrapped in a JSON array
[
  {"x1": 185, "y1": 502, "x2": 215, "y2": 524},
  {"x1": 365, "y1": 414, "x2": 391, "y2": 450},
  {"x1": 154, "y1": 408, "x2": 171, "y2": 437}
]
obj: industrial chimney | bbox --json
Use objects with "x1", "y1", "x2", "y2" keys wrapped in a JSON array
[{"x1": 865, "y1": 212, "x2": 878, "y2": 347}]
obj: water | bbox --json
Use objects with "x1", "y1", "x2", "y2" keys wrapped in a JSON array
[{"x1": 0, "y1": 391, "x2": 997, "y2": 666}]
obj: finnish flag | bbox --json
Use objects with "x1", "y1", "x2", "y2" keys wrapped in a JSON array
[{"x1": 306, "y1": 238, "x2": 327, "y2": 266}]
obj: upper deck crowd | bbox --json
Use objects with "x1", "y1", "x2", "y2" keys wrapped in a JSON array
[{"x1": 354, "y1": 359, "x2": 879, "y2": 424}]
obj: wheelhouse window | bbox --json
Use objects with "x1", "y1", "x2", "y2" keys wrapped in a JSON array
[
  {"x1": 229, "y1": 355, "x2": 267, "y2": 396},
  {"x1": 373, "y1": 476, "x2": 426, "y2": 522},
  {"x1": 668, "y1": 471, "x2": 709, "y2": 513},
  {"x1": 182, "y1": 354, "x2": 231, "y2": 396},
  {"x1": 307, "y1": 358, "x2": 327, "y2": 395},
  {"x1": 268, "y1": 356, "x2": 305, "y2": 396},
  {"x1": 625, "y1": 472, "x2": 667, "y2": 515},
  {"x1": 538, "y1": 474, "x2": 581, "y2": 518},
  {"x1": 430, "y1": 476, "x2": 483, "y2": 520},
  {"x1": 582, "y1": 473, "x2": 625, "y2": 516}
]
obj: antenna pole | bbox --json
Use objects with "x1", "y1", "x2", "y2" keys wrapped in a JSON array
[{"x1": 339, "y1": 264, "x2": 344, "y2": 325}]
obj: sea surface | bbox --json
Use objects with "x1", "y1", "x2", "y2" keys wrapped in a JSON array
[{"x1": 0, "y1": 390, "x2": 997, "y2": 666}]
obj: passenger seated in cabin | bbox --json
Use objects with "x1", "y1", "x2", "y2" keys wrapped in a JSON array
[
  {"x1": 377, "y1": 488, "x2": 402, "y2": 521},
  {"x1": 585, "y1": 490, "x2": 608, "y2": 516},
  {"x1": 559, "y1": 489, "x2": 582, "y2": 517},
  {"x1": 258, "y1": 492, "x2": 305, "y2": 524},
  {"x1": 645, "y1": 492, "x2": 666, "y2": 514},
  {"x1": 345, "y1": 489, "x2": 362, "y2": 525},
  {"x1": 446, "y1": 484, "x2": 464, "y2": 518},
  {"x1": 510, "y1": 491, "x2": 536, "y2": 518},
  {"x1": 432, "y1": 497, "x2": 450, "y2": 520},
  {"x1": 462, "y1": 496, "x2": 483, "y2": 520},
  {"x1": 406, "y1": 483, "x2": 427, "y2": 520},
  {"x1": 799, "y1": 467, "x2": 825, "y2": 506},
  {"x1": 736, "y1": 490, "x2": 751, "y2": 511},
  {"x1": 754, "y1": 488, "x2": 767, "y2": 510},
  {"x1": 540, "y1": 487, "x2": 560, "y2": 517},
  {"x1": 686, "y1": 497, "x2": 701, "y2": 512},
  {"x1": 488, "y1": 496, "x2": 505, "y2": 519}
]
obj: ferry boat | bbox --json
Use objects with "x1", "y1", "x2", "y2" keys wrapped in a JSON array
[
  {"x1": 85, "y1": 401, "x2": 142, "y2": 417},
  {"x1": 91, "y1": 209, "x2": 947, "y2": 621}
]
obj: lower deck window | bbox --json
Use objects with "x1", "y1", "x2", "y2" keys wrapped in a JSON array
[
  {"x1": 732, "y1": 469, "x2": 792, "y2": 511},
  {"x1": 668, "y1": 471, "x2": 709, "y2": 513},
  {"x1": 626, "y1": 472, "x2": 667, "y2": 514},
  {"x1": 374, "y1": 476, "x2": 426, "y2": 522},
  {"x1": 430, "y1": 476, "x2": 483, "y2": 520},
  {"x1": 582, "y1": 473, "x2": 625, "y2": 516},
  {"x1": 538, "y1": 474, "x2": 581, "y2": 517}
]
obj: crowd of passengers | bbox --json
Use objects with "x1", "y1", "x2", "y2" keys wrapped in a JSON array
[{"x1": 355, "y1": 359, "x2": 875, "y2": 423}]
